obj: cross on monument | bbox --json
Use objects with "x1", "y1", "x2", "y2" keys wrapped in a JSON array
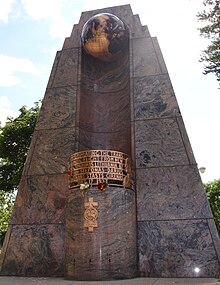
[{"x1": 84, "y1": 197, "x2": 99, "y2": 232}]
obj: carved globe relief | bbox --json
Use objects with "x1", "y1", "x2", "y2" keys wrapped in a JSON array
[{"x1": 81, "y1": 13, "x2": 128, "y2": 62}]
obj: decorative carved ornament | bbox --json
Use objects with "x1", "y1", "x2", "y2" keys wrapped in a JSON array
[
  {"x1": 84, "y1": 197, "x2": 98, "y2": 232},
  {"x1": 69, "y1": 150, "x2": 132, "y2": 189}
]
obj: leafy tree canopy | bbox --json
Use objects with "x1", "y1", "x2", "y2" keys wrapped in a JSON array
[
  {"x1": 204, "y1": 178, "x2": 220, "y2": 236},
  {"x1": 197, "y1": 0, "x2": 220, "y2": 84},
  {"x1": 0, "y1": 102, "x2": 40, "y2": 193},
  {"x1": 0, "y1": 190, "x2": 15, "y2": 245}
]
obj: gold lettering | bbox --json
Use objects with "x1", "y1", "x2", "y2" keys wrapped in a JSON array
[{"x1": 69, "y1": 150, "x2": 131, "y2": 188}]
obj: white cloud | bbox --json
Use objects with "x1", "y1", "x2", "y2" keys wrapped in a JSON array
[
  {"x1": 20, "y1": 0, "x2": 72, "y2": 39},
  {"x1": 80, "y1": 0, "x2": 109, "y2": 11},
  {"x1": 0, "y1": 0, "x2": 15, "y2": 22},
  {"x1": 49, "y1": 18, "x2": 72, "y2": 39},
  {"x1": 21, "y1": 0, "x2": 63, "y2": 20},
  {"x1": 0, "y1": 96, "x2": 18, "y2": 126},
  {"x1": 0, "y1": 54, "x2": 40, "y2": 87}
]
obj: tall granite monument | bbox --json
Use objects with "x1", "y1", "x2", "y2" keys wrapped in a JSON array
[{"x1": 0, "y1": 4, "x2": 220, "y2": 280}]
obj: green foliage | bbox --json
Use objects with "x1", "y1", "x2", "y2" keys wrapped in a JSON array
[
  {"x1": 0, "y1": 102, "x2": 40, "y2": 244},
  {"x1": 0, "y1": 102, "x2": 40, "y2": 192},
  {"x1": 204, "y1": 178, "x2": 220, "y2": 236},
  {"x1": 197, "y1": 0, "x2": 220, "y2": 84},
  {"x1": 0, "y1": 190, "x2": 15, "y2": 245}
]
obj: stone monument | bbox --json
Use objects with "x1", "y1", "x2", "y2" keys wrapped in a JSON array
[{"x1": 0, "y1": 4, "x2": 220, "y2": 280}]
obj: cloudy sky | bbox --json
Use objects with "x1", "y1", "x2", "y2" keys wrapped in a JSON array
[{"x1": 0, "y1": 0, "x2": 219, "y2": 183}]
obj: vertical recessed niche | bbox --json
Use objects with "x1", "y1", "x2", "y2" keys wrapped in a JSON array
[{"x1": 78, "y1": 43, "x2": 131, "y2": 155}]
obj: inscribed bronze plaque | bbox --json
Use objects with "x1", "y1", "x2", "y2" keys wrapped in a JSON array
[{"x1": 69, "y1": 150, "x2": 131, "y2": 188}]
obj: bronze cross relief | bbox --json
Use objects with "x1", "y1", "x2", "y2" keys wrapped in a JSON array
[{"x1": 84, "y1": 197, "x2": 98, "y2": 232}]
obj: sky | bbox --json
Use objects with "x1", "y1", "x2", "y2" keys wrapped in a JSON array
[{"x1": 0, "y1": 0, "x2": 219, "y2": 183}]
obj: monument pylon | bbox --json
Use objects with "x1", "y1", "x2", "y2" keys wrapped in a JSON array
[{"x1": 0, "y1": 4, "x2": 220, "y2": 280}]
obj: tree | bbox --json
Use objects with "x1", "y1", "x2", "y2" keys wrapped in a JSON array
[
  {"x1": 0, "y1": 190, "x2": 15, "y2": 245},
  {"x1": 0, "y1": 102, "x2": 40, "y2": 244},
  {"x1": 204, "y1": 178, "x2": 220, "y2": 236},
  {"x1": 0, "y1": 102, "x2": 40, "y2": 192},
  {"x1": 197, "y1": 0, "x2": 220, "y2": 84}
]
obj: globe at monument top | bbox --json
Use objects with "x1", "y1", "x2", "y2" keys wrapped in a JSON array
[{"x1": 81, "y1": 13, "x2": 128, "y2": 62}]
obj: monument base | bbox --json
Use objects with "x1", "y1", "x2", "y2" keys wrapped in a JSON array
[{"x1": 65, "y1": 187, "x2": 137, "y2": 281}]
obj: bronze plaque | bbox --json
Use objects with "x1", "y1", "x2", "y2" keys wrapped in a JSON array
[{"x1": 69, "y1": 150, "x2": 131, "y2": 189}]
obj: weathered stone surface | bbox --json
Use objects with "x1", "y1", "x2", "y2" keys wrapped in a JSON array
[
  {"x1": 10, "y1": 174, "x2": 68, "y2": 224},
  {"x1": 78, "y1": 38, "x2": 131, "y2": 156},
  {"x1": 81, "y1": 51, "x2": 129, "y2": 93},
  {"x1": 136, "y1": 165, "x2": 212, "y2": 221},
  {"x1": 47, "y1": 52, "x2": 61, "y2": 88},
  {"x1": 152, "y1": 37, "x2": 168, "y2": 74},
  {"x1": 0, "y1": 224, "x2": 64, "y2": 276},
  {"x1": 52, "y1": 48, "x2": 79, "y2": 87},
  {"x1": 207, "y1": 219, "x2": 220, "y2": 264},
  {"x1": 63, "y1": 25, "x2": 80, "y2": 49},
  {"x1": 65, "y1": 187, "x2": 137, "y2": 280},
  {"x1": 22, "y1": 131, "x2": 38, "y2": 176},
  {"x1": 132, "y1": 15, "x2": 151, "y2": 38},
  {"x1": 134, "y1": 75, "x2": 180, "y2": 119},
  {"x1": 27, "y1": 128, "x2": 75, "y2": 175},
  {"x1": 133, "y1": 37, "x2": 164, "y2": 77},
  {"x1": 176, "y1": 116, "x2": 196, "y2": 164},
  {"x1": 138, "y1": 219, "x2": 220, "y2": 277},
  {"x1": 79, "y1": 89, "x2": 130, "y2": 133},
  {"x1": 36, "y1": 86, "x2": 77, "y2": 130},
  {"x1": 78, "y1": 128, "x2": 131, "y2": 155},
  {"x1": 135, "y1": 118, "x2": 189, "y2": 168}
]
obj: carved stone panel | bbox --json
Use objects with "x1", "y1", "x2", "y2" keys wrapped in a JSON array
[
  {"x1": 138, "y1": 220, "x2": 220, "y2": 277},
  {"x1": 135, "y1": 118, "x2": 189, "y2": 168},
  {"x1": 0, "y1": 224, "x2": 65, "y2": 276}
]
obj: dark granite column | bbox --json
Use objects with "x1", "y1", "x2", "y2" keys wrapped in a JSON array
[
  {"x1": 65, "y1": 187, "x2": 136, "y2": 280},
  {"x1": 64, "y1": 15, "x2": 137, "y2": 280}
]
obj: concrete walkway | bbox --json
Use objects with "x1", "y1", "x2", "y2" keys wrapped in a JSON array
[{"x1": 0, "y1": 277, "x2": 219, "y2": 285}]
